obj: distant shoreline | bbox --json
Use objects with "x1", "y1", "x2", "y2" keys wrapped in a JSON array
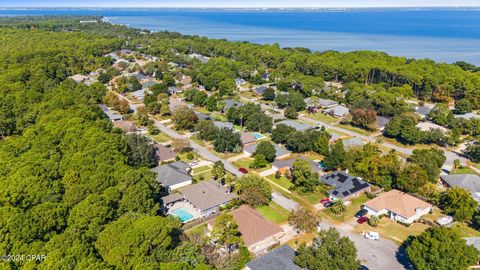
[{"x1": 1, "y1": 7, "x2": 480, "y2": 11}]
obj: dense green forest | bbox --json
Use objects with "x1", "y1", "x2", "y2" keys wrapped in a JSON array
[{"x1": 0, "y1": 23, "x2": 208, "y2": 269}]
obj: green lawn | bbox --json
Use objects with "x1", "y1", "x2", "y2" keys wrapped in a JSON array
[
  {"x1": 185, "y1": 224, "x2": 207, "y2": 239},
  {"x1": 192, "y1": 165, "x2": 212, "y2": 175},
  {"x1": 335, "y1": 123, "x2": 376, "y2": 136},
  {"x1": 193, "y1": 170, "x2": 212, "y2": 182},
  {"x1": 296, "y1": 188, "x2": 327, "y2": 205},
  {"x1": 256, "y1": 201, "x2": 291, "y2": 224},
  {"x1": 354, "y1": 217, "x2": 429, "y2": 244},
  {"x1": 210, "y1": 113, "x2": 227, "y2": 122},
  {"x1": 233, "y1": 157, "x2": 253, "y2": 169},
  {"x1": 178, "y1": 151, "x2": 198, "y2": 161},
  {"x1": 150, "y1": 132, "x2": 171, "y2": 143},
  {"x1": 305, "y1": 112, "x2": 339, "y2": 124},
  {"x1": 453, "y1": 167, "x2": 479, "y2": 175},
  {"x1": 319, "y1": 195, "x2": 369, "y2": 223},
  {"x1": 266, "y1": 174, "x2": 294, "y2": 190}
]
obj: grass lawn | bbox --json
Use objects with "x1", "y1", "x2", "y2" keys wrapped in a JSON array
[
  {"x1": 319, "y1": 195, "x2": 369, "y2": 224},
  {"x1": 233, "y1": 157, "x2": 253, "y2": 169},
  {"x1": 453, "y1": 167, "x2": 480, "y2": 175},
  {"x1": 287, "y1": 232, "x2": 316, "y2": 249},
  {"x1": 454, "y1": 223, "x2": 480, "y2": 238},
  {"x1": 190, "y1": 137, "x2": 207, "y2": 147},
  {"x1": 150, "y1": 132, "x2": 171, "y2": 143},
  {"x1": 354, "y1": 218, "x2": 429, "y2": 244},
  {"x1": 185, "y1": 224, "x2": 207, "y2": 239},
  {"x1": 303, "y1": 152, "x2": 325, "y2": 161},
  {"x1": 296, "y1": 188, "x2": 327, "y2": 205},
  {"x1": 178, "y1": 151, "x2": 198, "y2": 162},
  {"x1": 266, "y1": 174, "x2": 294, "y2": 190},
  {"x1": 240, "y1": 91, "x2": 258, "y2": 99},
  {"x1": 305, "y1": 112, "x2": 339, "y2": 124},
  {"x1": 193, "y1": 170, "x2": 212, "y2": 181},
  {"x1": 256, "y1": 201, "x2": 291, "y2": 224},
  {"x1": 335, "y1": 123, "x2": 376, "y2": 136},
  {"x1": 210, "y1": 113, "x2": 227, "y2": 122},
  {"x1": 421, "y1": 207, "x2": 444, "y2": 224},
  {"x1": 192, "y1": 165, "x2": 212, "y2": 175}
]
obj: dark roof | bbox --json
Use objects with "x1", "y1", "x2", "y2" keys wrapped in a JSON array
[
  {"x1": 272, "y1": 156, "x2": 322, "y2": 172},
  {"x1": 162, "y1": 193, "x2": 183, "y2": 205},
  {"x1": 247, "y1": 245, "x2": 300, "y2": 270},
  {"x1": 321, "y1": 171, "x2": 370, "y2": 199},
  {"x1": 150, "y1": 161, "x2": 191, "y2": 187}
]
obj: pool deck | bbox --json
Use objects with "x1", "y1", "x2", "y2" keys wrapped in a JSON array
[{"x1": 168, "y1": 201, "x2": 201, "y2": 223}]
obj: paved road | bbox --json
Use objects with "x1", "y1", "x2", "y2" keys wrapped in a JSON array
[
  {"x1": 271, "y1": 191, "x2": 298, "y2": 211},
  {"x1": 317, "y1": 222, "x2": 411, "y2": 270},
  {"x1": 153, "y1": 121, "x2": 243, "y2": 177}
]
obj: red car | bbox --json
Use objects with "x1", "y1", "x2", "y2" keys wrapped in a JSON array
[
  {"x1": 320, "y1": 197, "x2": 330, "y2": 205},
  {"x1": 239, "y1": 167, "x2": 248, "y2": 174},
  {"x1": 357, "y1": 216, "x2": 369, "y2": 224}
]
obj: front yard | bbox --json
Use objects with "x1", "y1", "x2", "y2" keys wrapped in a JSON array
[
  {"x1": 232, "y1": 157, "x2": 272, "y2": 173},
  {"x1": 354, "y1": 218, "x2": 430, "y2": 244},
  {"x1": 256, "y1": 201, "x2": 291, "y2": 224},
  {"x1": 319, "y1": 195, "x2": 369, "y2": 224},
  {"x1": 149, "y1": 132, "x2": 171, "y2": 143},
  {"x1": 304, "y1": 112, "x2": 339, "y2": 124}
]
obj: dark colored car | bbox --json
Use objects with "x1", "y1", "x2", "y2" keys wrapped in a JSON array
[
  {"x1": 355, "y1": 209, "x2": 368, "y2": 218},
  {"x1": 239, "y1": 167, "x2": 248, "y2": 174},
  {"x1": 357, "y1": 216, "x2": 369, "y2": 224},
  {"x1": 324, "y1": 201, "x2": 334, "y2": 208}
]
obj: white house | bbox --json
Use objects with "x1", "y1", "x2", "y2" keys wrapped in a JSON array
[{"x1": 362, "y1": 189, "x2": 432, "y2": 224}]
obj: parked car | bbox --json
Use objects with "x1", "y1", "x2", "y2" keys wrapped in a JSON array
[
  {"x1": 189, "y1": 161, "x2": 199, "y2": 166},
  {"x1": 239, "y1": 167, "x2": 248, "y2": 174},
  {"x1": 363, "y1": 231, "x2": 380, "y2": 240},
  {"x1": 355, "y1": 209, "x2": 368, "y2": 218},
  {"x1": 357, "y1": 216, "x2": 369, "y2": 224},
  {"x1": 324, "y1": 201, "x2": 334, "y2": 208},
  {"x1": 320, "y1": 197, "x2": 330, "y2": 205}
]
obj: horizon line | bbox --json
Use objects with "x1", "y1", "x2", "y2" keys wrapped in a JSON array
[{"x1": 2, "y1": 6, "x2": 480, "y2": 9}]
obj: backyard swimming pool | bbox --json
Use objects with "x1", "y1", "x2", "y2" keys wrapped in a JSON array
[
  {"x1": 252, "y1": 132, "x2": 266, "y2": 140},
  {"x1": 171, "y1": 208, "x2": 194, "y2": 222}
]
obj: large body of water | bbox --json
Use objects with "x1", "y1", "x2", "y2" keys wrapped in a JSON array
[{"x1": 2, "y1": 8, "x2": 480, "y2": 64}]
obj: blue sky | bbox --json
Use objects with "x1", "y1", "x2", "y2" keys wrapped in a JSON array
[{"x1": 2, "y1": 0, "x2": 479, "y2": 8}]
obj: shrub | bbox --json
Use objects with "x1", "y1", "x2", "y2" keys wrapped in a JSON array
[
  {"x1": 368, "y1": 215, "x2": 379, "y2": 227},
  {"x1": 186, "y1": 152, "x2": 195, "y2": 160}
]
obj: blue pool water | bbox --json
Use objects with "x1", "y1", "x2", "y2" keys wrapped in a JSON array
[
  {"x1": 171, "y1": 208, "x2": 194, "y2": 222},
  {"x1": 252, "y1": 132, "x2": 266, "y2": 140},
  {"x1": 2, "y1": 8, "x2": 480, "y2": 64}
]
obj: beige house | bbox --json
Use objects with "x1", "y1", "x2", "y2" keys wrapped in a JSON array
[
  {"x1": 208, "y1": 205, "x2": 284, "y2": 255},
  {"x1": 363, "y1": 190, "x2": 432, "y2": 224}
]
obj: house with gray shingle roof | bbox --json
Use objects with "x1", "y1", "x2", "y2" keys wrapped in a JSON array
[
  {"x1": 304, "y1": 97, "x2": 338, "y2": 109},
  {"x1": 151, "y1": 161, "x2": 192, "y2": 191},
  {"x1": 222, "y1": 99, "x2": 244, "y2": 113},
  {"x1": 213, "y1": 121, "x2": 234, "y2": 130},
  {"x1": 454, "y1": 112, "x2": 480, "y2": 120},
  {"x1": 272, "y1": 156, "x2": 322, "y2": 174},
  {"x1": 255, "y1": 85, "x2": 268, "y2": 96},
  {"x1": 321, "y1": 171, "x2": 371, "y2": 201},
  {"x1": 246, "y1": 245, "x2": 300, "y2": 270},
  {"x1": 342, "y1": 137, "x2": 365, "y2": 149},
  {"x1": 141, "y1": 80, "x2": 157, "y2": 90},
  {"x1": 276, "y1": 120, "x2": 312, "y2": 131},
  {"x1": 376, "y1": 116, "x2": 391, "y2": 131},
  {"x1": 415, "y1": 106, "x2": 432, "y2": 119},
  {"x1": 99, "y1": 104, "x2": 123, "y2": 122},
  {"x1": 244, "y1": 143, "x2": 291, "y2": 160},
  {"x1": 440, "y1": 174, "x2": 480, "y2": 202},
  {"x1": 323, "y1": 104, "x2": 350, "y2": 118}
]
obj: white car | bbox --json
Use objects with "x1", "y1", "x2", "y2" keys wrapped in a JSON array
[
  {"x1": 363, "y1": 231, "x2": 380, "y2": 241},
  {"x1": 189, "y1": 161, "x2": 199, "y2": 167}
]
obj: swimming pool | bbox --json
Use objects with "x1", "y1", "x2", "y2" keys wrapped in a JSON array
[
  {"x1": 252, "y1": 132, "x2": 266, "y2": 140},
  {"x1": 171, "y1": 208, "x2": 194, "y2": 222}
]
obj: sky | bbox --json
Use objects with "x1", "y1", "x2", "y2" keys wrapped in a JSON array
[{"x1": 1, "y1": 0, "x2": 479, "y2": 8}]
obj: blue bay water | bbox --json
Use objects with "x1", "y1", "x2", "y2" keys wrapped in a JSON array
[{"x1": 2, "y1": 8, "x2": 480, "y2": 64}]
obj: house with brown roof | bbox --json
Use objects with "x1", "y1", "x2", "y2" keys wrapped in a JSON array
[
  {"x1": 362, "y1": 189, "x2": 432, "y2": 224},
  {"x1": 154, "y1": 144, "x2": 176, "y2": 163},
  {"x1": 240, "y1": 132, "x2": 257, "y2": 147},
  {"x1": 113, "y1": 120, "x2": 137, "y2": 133},
  {"x1": 208, "y1": 205, "x2": 284, "y2": 255}
]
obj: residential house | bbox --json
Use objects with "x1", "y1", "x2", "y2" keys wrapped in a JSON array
[
  {"x1": 323, "y1": 105, "x2": 350, "y2": 118},
  {"x1": 454, "y1": 112, "x2": 480, "y2": 120},
  {"x1": 342, "y1": 137, "x2": 365, "y2": 149},
  {"x1": 320, "y1": 171, "x2": 371, "y2": 201},
  {"x1": 415, "y1": 106, "x2": 432, "y2": 119},
  {"x1": 169, "y1": 98, "x2": 191, "y2": 112},
  {"x1": 276, "y1": 120, "x2": 312, "y2": 132},
  {"x1": 113, "y1": 120, "x2": 137, "y2": 133},
  {"x1": 70, "y1": 74, "x2": 88, "y2": 83},
  {"x1": 362, "y1": 189, "x2": 432, "y2": 224},
  {"x1": 244, "y1": 143, "x2": 291, "y2": 160},
  {"x1": 154, "y1": 144, "x2": 176, "y2": 163},
  {"x1": 168, "y1": 86, "x2": 182, "y2": 95},
  {"x1": 213, "y1": 121, "x2": 234, "y2": 130},
  {"x1": 272, "y1": 156, "x2": 322, "y2": 174},
  {"x1": 246, "y1": 245, "x2": 300, "y2": 270},
  {"x1": 99, "y1": 104, "x2": 123, "y2": 122},
  {"x1": 415, "y1": 122, "x2": 447, "y2": 132},
  {"x1": 151, "y1": 161, "x2": 192, "y2": 191},
  {"x1": 141, "y1": 80, "x2": 157, "y2": 90},
  {"x1": 240, "y1": 132, "x2": 257, "y2": 147},
  {"x1": 189, "y1": 53, "x2": 210, "y2": 64},
  {"x1": 133, "y1": 72, "x2": 149, "y2": 82},
  {"x1": 375, "y1": 116, "x2": 390, "y2": 131},
  {"x1": 195, "y1": 112, "x2": 212, "y2": 121},
  {"x1": 255, "y1": 85, "x2": 268, "y2": 96},
  {"x1": 304, "y1": 97, "x2": 338, "y2": 112},
  {"x1": 207, "y1": 205, "x2": 284, "y2": 255},
  {"x1": 222, "y1": 99, "x2": 244, "y2": 113},
  {"x1": 440, "y1": 174, "x2": 480, "y2": 202},
  {"x1": 235, "y1": 78, "x2": 246, "y2": 86},
  {"x1": 131, "y1": 89, "x2": 152, "y2": 101},
  {"x1": 162, "y1": 180, "x2": 236, "y2": 218}
]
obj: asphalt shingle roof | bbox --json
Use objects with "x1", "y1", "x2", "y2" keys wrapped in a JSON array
[
  {"x1": 247, "y1": 245, "x2": 300, "y2": 270},
  {"x1": 441, "y1": 174, "x2": 480, "y2": 201},
  {"x1": 150, "y1": 161, "x2": 192, "y2": 188},
  {"x1": 277, "y1": 120, "x2": 312, "y2": 131},
  {"x1": 177, "y1": 180, "x2": 236, "y2": 211}
]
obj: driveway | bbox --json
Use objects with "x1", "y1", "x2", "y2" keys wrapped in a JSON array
[{"x1": 271, "y1": 191, "x2": 298, "y2": 211}]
